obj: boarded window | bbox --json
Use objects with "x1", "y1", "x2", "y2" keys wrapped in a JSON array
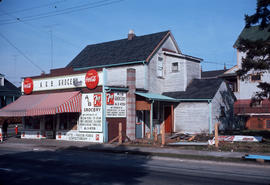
[
  {"x1": 172, "y1": 62, "x2": 179, "y2": 72},
  {"x1": 157, "y1": 57, "x2": 163, "y2": 77}
]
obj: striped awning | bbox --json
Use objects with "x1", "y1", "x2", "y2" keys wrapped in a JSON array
[{"x1": 0, "y1": 91, "x2": 81, "y2": 117}]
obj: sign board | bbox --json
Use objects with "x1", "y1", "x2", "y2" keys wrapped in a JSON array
[
  {"x1": 22, "y1": 71, "x2": 103, "y2": 93},
  {"x1": 23, "y1": 78, "x2": 33, "y2": 94},
  {"x1": 78, "y1": 93, "x2": 103, "y2": 132},
  {"x1": 106, "y1": 92, "x2": 126, "y2": 117},
  {"x1": 85, "y1": 69, "x2": 99, "y2": 89},
  {"x1": 56, "y1": 130, "x2": 103, "y2": 143}
]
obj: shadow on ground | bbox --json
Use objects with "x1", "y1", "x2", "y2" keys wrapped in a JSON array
[{"x1": 0, "y1": 144, "x2": 150, "y2": 185}]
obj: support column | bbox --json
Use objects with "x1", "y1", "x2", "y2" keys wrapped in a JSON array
[{"x1": 126, "y1": 68, "x2": 136, "y2": 140}]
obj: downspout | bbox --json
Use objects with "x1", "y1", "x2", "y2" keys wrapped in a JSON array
[
  {"x1": 208, "y1": 100, "x2": 212, "y2": 135},
  {"x1": 102, "y1": 68, "x2": 108, "y2": 143},
  {"x1": 150, "y1": 100, "x2": 154, "y2": 139}
]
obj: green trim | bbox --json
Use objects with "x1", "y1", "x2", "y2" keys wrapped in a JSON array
[
  {"x1": 102, "y1": 68, "x2": 108, "y2": 143},
  {"x1": 74, "y1": 60, "x2": 145, "y2": 71},
  {"x1": 105, "y1": 87, "x2": 129, "y2": 92},
  {"x1": 176, "y1": 99, "x2": 212, "y2": 102}
]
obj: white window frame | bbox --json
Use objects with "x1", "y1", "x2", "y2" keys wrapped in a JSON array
[{"x1": 157, "y1": 56, "x2": 164, "y2": 78}]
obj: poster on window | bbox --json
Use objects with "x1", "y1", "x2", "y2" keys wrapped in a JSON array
[
  {"x1": 78, "y1": 93, "x2": 103, "y2": 132},
  {"x1": 106, "y1": 92, "x2": 126, "y2": 118}
]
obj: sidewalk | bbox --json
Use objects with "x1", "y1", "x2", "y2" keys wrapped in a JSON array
[{"x1": 1, "y1": 137, "x2": 269, "y2": 163}]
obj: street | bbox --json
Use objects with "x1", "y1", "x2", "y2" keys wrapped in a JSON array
[{"x1": 0, "y1": 146, "x2": 270, "y2": 185}]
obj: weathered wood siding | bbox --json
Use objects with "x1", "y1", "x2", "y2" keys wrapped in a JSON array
[
  {"x1": 163, "y1": 56, "x2": 186, "y2": 92},
  {"x1": 186, "y1": 61, "x2": 201, "y2": 86},
  {"x1": 211, "y1": 82, "x2": 235, "y2": 131},
  {"x1": 106, "y1": 65, "x2": 145, "y2": 89},
  {"x1": 174, "y1": 102, "x2": 210, "y2": 134}
]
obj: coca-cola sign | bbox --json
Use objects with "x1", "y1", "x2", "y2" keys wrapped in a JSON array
[
  {"x1": 23, "y1": 78, "x2": 33, "y2": 95},
  {"x1": 85, "y1": 69, "x2": 99, "y2": 89}
]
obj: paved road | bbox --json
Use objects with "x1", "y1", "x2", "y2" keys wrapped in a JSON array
[{"x1": 0, "y1": 148, "x2": 269, "y2": 185}]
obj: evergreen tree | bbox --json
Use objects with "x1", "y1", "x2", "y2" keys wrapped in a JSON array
[{"x1": 237, "y1": 0, "x2": 270, "y2": 101}]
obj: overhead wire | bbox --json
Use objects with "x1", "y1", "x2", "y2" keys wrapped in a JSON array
[
  {"x1": 0, "y1": 32, "x2": 44, "y2": 72},
  {"x1": 0, "y1": 0, "x2": 124, "y2": 25}
]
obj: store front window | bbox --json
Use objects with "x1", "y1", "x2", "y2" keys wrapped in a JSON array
[{"x1": 25, "y1": 116, "x2": 40, "y2": 129}]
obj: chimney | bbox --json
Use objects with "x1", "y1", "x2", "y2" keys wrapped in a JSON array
[{"x1": 128, "y1": 29, "x2": 135, "y2": 40}]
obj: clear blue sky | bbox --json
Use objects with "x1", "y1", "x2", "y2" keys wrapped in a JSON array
[{"x1": 0, "y1": 0, "x2": 256, "y2": 86}]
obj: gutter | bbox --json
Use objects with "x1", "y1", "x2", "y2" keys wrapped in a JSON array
[{"x1": 74, "y1": 60, "x2": 145, "y2": 71}]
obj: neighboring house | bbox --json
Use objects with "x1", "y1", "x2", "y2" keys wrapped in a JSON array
[
  {"x1": 0, "y1": 30, "x2": 235, "y2": 143},
  {"x1": 0, "y1": 73, "x2": 21, "y2": 109},
  {"x1": 225, "y1": 26, "x2": 270, "y2": 130}
]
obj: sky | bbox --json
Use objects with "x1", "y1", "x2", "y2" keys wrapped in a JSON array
[{"x1": 0, "y1": 0, "x2": 257, "y2": 87}]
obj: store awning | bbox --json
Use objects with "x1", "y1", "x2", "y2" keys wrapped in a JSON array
[
  {"x1": 0, "y1": 91, "x2": 81, "y2": 117},
  {"x1": 135, "y1": 92, "x2": 178, "y2": 102}
]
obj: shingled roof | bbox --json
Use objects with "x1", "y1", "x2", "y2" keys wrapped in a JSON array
[
  {"x1": 66, "y1": 31, "x2": 171, "y2": 68},
  {"x1": 201, "y1": 69, "x2": 226, "y2": 79},
  {"x1": 0, "y1": 78, "x2": 21, "y2": 96},
  {"x1": 234, "y1": 25, "x2": 270, "y2": 48},
  {"x1": 163, "y1": 78, "x2": 223, "y2": 100}
]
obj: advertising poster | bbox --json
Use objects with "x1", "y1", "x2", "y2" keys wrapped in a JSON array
[
  {"x1": 106, "y1": 92, "x2": 126, "y2": 118},
  {"x1": 78, "y1": 93, "x2": 103, "y2": 132}
]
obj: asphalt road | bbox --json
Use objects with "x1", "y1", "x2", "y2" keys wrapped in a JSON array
[{"x1": 0, "y1": 148, "x2": 269, "y2": 185}]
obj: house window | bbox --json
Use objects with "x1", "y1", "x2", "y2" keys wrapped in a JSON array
[
  {"x1": 0, "y1": 77, "x2": 3, "y2": 86},
  {"x1": 157, "y1": 57, "x2": 164, "y2": 77},
  {"x1": 172, "y1": 62, "x2": 179, "y2": 72},
  {"x1": 250, "y1": 73, "x2": 261, "y2": 82},
  {"x1": 266, "y1": 120, "x2": 270, "y2": 129}
]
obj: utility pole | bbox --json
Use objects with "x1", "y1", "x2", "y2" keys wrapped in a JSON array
[{"x1": 44, "y1": 24, "x2": 59, "y2": 69}]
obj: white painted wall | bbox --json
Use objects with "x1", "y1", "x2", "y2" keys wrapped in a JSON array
[
  {"x1": 237, "y1": 50, "x2": 270, "y2": 99},
  {"x1": 174, "y1": 102, "x2": 210, "y2": 134},
  {"x1": 106, "y1": 64, "x2": 146, "y2": 89}
]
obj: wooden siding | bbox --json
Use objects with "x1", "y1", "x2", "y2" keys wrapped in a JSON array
[
  {"x1": 186, "y1": 61, "x2": 201, "y2": 86},
  {"x1": 106, "y1": 65, "x2": 145, "y2": 89},
  {"x1": 211, "y1": 82, "x2": 235, "y2": 131},
  {"x1": 174, "y1": 102, "x2": 209, "y2": 134}
]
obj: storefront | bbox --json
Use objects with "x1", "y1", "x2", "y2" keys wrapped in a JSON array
[{"x1": 0, "y1": 68, "x2": 128, "y2": 143}]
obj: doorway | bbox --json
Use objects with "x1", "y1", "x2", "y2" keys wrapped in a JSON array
[{"x1": 164, "y1": 106, "x2": 172, "y2": 133}]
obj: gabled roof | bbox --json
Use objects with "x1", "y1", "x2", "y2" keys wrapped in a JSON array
[
  {"x1": 163, "y1": 78, "x2": 223, "y2": 100},
  {"x1": 234, "y1": 25, "x2": 270, "y2": 48},
  {"x1": 66, "y1": 31, "x2": 171, "y2": 69},
  {"x1": 201, "y1": 69, "x2": 226, "y2": 79},
  {"x1": 0, "y1": 78, "x2": 21, "y2": 96}
]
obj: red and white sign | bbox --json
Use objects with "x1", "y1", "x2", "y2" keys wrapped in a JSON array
[
  {"x1": 23, "y1": 78, "x2": 33, "y2": 95},
  {"x1": 94, "y1": 94, "x2": 102, "y2": 107},
  {"x1": 106, "y1": 93, "x2": 114, "y2": 105},
  {"x1": 85, "y1": 69, "x2": 99, "y2": 89},
  {"x1": 208, "y1": 135, "x2": 263, "y2": 145}
]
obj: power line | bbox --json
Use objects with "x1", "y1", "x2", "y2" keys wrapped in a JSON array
[
  {"x1": 0, "y1": 32, "x2": 44, "y2": 72},
  {"x1": 203, "y1": 60, "x2": 235, "y2": 67},
  {"x1": 0, "y1": 0, "x2": 69, "y2": 16},
  {"x1": 0, "y1": 9, "x2": 81, "y2": 50},
  {"x1": 0, "y1": 0, "x2": 124, "y2": 25}
]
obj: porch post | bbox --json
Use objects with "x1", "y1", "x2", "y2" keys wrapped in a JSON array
[
  {"x1": 208, "y1": 100, "x2": 212, "y2": 135},
  {"x1": 150, "y1": 101, "x2": 153, "y2": 139}
]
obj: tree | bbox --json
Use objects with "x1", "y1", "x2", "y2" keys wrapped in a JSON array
[{"x1": 237, "y1": 0, "x2": 270, "y2": 101}]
